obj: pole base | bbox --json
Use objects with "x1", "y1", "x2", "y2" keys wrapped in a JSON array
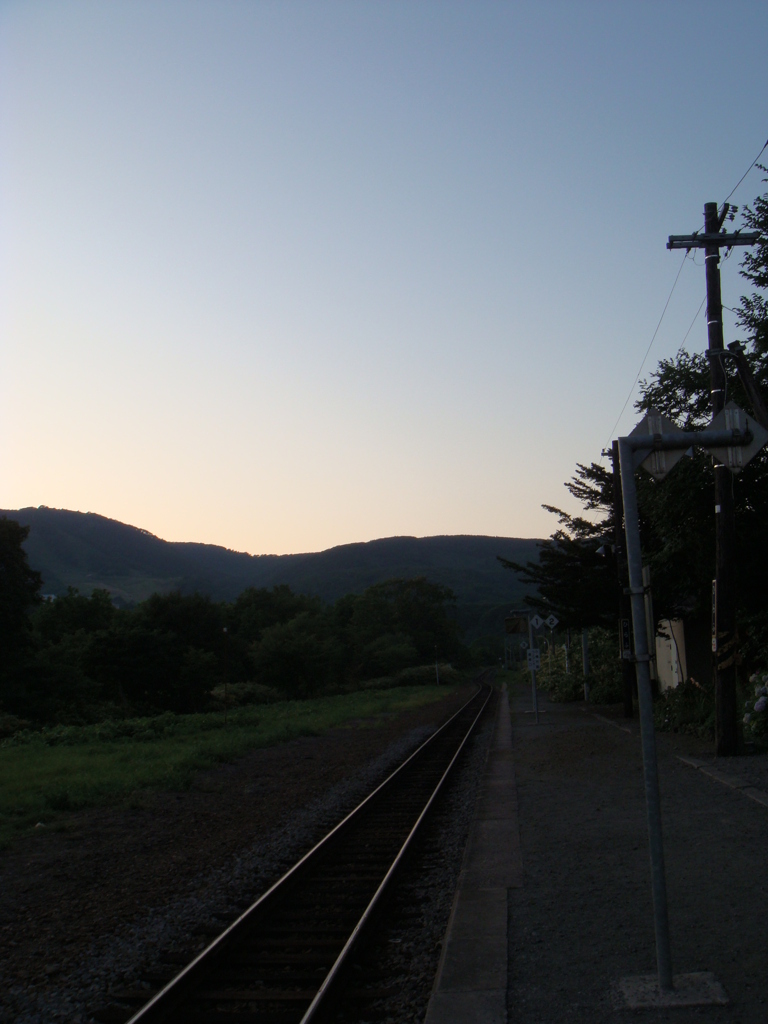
[{"x1": 615, "y1": 972, "x2": 728, "y2": 1008}]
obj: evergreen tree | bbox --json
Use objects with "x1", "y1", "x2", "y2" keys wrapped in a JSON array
[{"x1": 0, "y1": 517, "x2": 42, "y2": 660}]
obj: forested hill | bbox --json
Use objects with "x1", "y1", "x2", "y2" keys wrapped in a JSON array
[{"x1": 3, "y1": 507, "x2": 540, "y2": 637}]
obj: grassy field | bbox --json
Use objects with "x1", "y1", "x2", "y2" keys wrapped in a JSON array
[{"x1": 0, "y1": 684, "x2": 463, "y2": 848}]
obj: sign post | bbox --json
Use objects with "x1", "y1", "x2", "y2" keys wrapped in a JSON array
[
  {"x1": 528, "y1": 614, "x2": 542, "y2": 722},
  {"x1": 616, "y1": 405, "x2": 766, "y2": 1003},
  {"x1": 508, "y1": 609, "x2": 555, "y2": 723}
]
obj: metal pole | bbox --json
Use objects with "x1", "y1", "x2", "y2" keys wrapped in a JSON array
[
  {"x1": 642, "y1": 565, "x2": 658, "y2": 691},
  {"x1": 612, "y1": 439, "x2": 635, "y2": 717},
  {"x1": 528, "y1": 615, "x2": 539, "y2": 723},
  {"x1": 618, "y1": 438, "x2": 673, "y2": 991},
  {"x1": 582, "y1": 628, "x2": 590, "y2": 702},
  {"x1": 704, "y1": 201, "x2": 738, "y2": 755}
]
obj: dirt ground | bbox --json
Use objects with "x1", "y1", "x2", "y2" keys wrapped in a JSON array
[
  {"x1": 508, "y1": 677, "x2": 768, "y2": 1023},
  {"x1": 0, "y1": 687, "x2": 472, "y2": 1018}
]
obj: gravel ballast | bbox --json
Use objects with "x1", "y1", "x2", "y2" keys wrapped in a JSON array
[{"x1": 336, "y1": 688, "x2": 498, "y2": 1024}]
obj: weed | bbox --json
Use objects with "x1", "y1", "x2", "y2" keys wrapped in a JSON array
[{"x1": 0, "y1": 684, "x2": 459, "y2": 848}]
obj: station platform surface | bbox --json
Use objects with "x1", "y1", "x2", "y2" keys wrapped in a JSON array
[
  {"x1": 425, "y1": 683, "x2": 521, "y2": 1024},
  {"x1": 426, "y1": 676, "x2": 768, "y2": 1023}
]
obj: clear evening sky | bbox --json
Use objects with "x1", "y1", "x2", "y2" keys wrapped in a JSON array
[{"x1": 2, "y1": 1, "x2": 767, "y2": 554}]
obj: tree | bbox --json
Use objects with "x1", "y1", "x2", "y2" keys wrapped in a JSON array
[
  {"x1": 85, "y1": 626, "x2": 215, "y2": 713},
  {"x1": 336, "y1": 577, "x2": 465, "y2": 670},
  {"x1": 133, "y1": 591, "x2": 224, "y2": 651},
  {"x1": 0, "y1": 517, "x2": 42, "y2": 661},
  {"x1": 34, "y1": 587, "x2": 116, "y2": 643},
  {"x1": 249, "y1": 611, "x2": 342, "y2": 698},
  {"x1": 736, "y1": 166, "x2": 768, "y2": 354},
  {"x1": 499, "y1": 462, "x2": 618, "y2": 629}
]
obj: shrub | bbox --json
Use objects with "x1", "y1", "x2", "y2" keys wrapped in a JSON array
[
  {"x1": 209, "y1": 681, "x2": 282, "y2": 708},
  {"x1": 743, "y1": 671, "x2": 768, "y2": 745},
  {"x1": 654, "y1": 677, "x2": 715, "y2": 738},
  {"x1": 539, "y1": 627, "x2": 622, "y2": 704},
  {"x1": 361, "y1": 663, "x2": 461, "y2": 690}
]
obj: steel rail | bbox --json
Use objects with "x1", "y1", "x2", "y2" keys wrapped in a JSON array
[
  {"x1": 123, "y1": 677, "x2": 493, "y2": 1024},
  {"x1": 299, "y1": 678, "x2": 492, "y2": 1023}
]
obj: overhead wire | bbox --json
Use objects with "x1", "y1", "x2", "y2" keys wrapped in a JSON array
[
  {"x1": 723, "y1": 137, "x2": 768, "y2": 206},
  {"x1": 681, "y1": 296, "x2": 706, "y2": 347},
  {"x1": 600, "y1": 253, "x2": 687, "y2": 454}
]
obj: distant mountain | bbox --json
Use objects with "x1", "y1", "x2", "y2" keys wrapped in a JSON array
[{"x1": 3, "y1": 507, "x2": 541, "y2": 639}]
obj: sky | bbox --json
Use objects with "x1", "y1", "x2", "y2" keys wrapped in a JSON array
[{"x1": 1, "y1": 1, "x2": 767, "y2": 555}]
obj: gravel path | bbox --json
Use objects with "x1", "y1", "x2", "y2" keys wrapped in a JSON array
[{"x1": 0, "y1": 688, "x2": 473, "y2": 1024}]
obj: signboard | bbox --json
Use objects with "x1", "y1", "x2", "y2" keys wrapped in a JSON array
[
  {"x1": 545, "y1": 614, "x2": 559, "y2": 629},
  {"x1": 526, "y1": 648, "x2": 541, "y2": 671},
  {"x1": 530, "y1": 614, "x2": 544, "y2": 630},
  {"x1": 504, "y1": 615, "x2": 528, "y2": 635},
  {"x1": 708, "y1": 402, "x2": 768, "y2": 474},
  {"x1": 630, "y1": 408, "x2": 686, "y2": 481},
  {"x1": 620, "y1": 618, "x2": 632, "y2": 660}
]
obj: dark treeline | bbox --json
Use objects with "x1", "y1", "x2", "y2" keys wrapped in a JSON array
[{"x1": 1, "y1": 516, "x2": 470, "y2": 727}]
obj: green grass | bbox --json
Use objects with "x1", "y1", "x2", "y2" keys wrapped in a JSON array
[{"x1": 0, "y1": 684, "x2": 461, "y2": 848}]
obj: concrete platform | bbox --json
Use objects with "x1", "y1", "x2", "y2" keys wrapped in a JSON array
[
  {"x1": 615, "y1": 972, "x2": 729, "y2": 1008},
  {"x1": 425, "y1": 685, "x2": 521, "y2": 1024},
  {"x1": 677, "y1": 753, "x2": 768, "y2": 807}
]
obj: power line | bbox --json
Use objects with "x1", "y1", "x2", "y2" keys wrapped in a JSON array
[
  {"x1": 681, "y1": 296, "x2": 706, "y2": 347},
  {"x1": 723, "y1": 137, "x2": 768, "y2": 205},
  {"x1": 601, "y1": 253, "x2": 687, "y2": 452}
]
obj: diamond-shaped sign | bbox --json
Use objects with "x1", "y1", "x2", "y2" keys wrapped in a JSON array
[
  {"x1": 530, "y1": 614, "x2": 544, "y2": 629},
  {"x1": 545, "y1": 614, "x2": 559, "y2": 629},
  {"x1": 708, "y1": 402, "x2": 768, "y2": 474},
  {"x1": 630, "y1": 408, "x2": 687, "y2": 480},
  {"x1": 520, "y1": 641, "x2": 528, "y2": 650}
]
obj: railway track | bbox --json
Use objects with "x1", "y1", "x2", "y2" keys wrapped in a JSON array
[{"x1": 96, "y1": 678, "x2": 493, "y2": 1024}]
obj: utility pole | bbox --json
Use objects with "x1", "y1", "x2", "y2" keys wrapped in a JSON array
[
  {"x1": 668, "y1": 207, "x2": 759, "y2": 755},
  {"x1": 612, "y1": 440, "x2": 634, "y2": 717}
]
